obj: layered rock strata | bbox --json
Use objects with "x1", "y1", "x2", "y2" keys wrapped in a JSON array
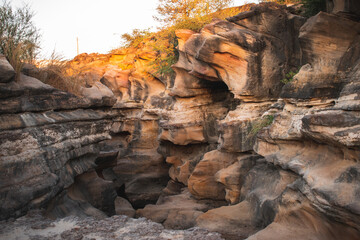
[
  {"x1": 137, "y1": 3, "x2": 360, "y2": 239},
  {"x1": 1, "y1": 2, "x2": 360, "y2": 240}
]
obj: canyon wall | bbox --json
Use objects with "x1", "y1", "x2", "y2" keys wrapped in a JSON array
[{"x1": 1, "y1": 2, "x2": 359, "y2": 240}]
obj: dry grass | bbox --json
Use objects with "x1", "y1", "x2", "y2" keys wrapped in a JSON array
[
  {"x1": 1, "y1": 37, "x2": 37, "y2": 80},
  {"x1": 0, "y1": 1, "x2": 40, "y2": 80},
  {"x1": 35, "y1": 52, "x2": 84, "y2": 95}
]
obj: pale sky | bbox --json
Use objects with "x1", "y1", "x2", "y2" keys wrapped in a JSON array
[{"x1": 9, "y1": 0, "x2": 259, "y2": 60}]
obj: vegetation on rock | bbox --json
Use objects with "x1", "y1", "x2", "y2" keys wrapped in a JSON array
[
  {"x1": 154, "y1": 0, "x2": 234, "y2": 26},
  {"x1": 249, "y1": 115, "x2": 275, "y2": 136},
  {"x1": 0, "y1": 1, "x2": 40, "y2": 78},
  {"x1": 281, "y1": 67, "x2": 300, "y2": 84},
  {"x1": 119, "y1": 0, "x2": 254, "y2": 78},
  {"x1": 35, "y1": 51, "x2": 83, "y2": 95}
]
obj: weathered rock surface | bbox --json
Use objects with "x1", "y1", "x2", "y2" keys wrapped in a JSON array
[
  {"x1": 326, "y1": 0, "x2": 360, "y2": 17},
  {"x1": 1, "y1": 2, "x2": 360, "y2": 240},
  {"x1": 80, "y1": 81, "x2": 116, "y2": 106},
  {"x1": 281, "y1": 12, "x2": 360, "y2": 99},
  {"x1": 137, "y1": 189, "x2": 224, "y2": 230},
  {"x1": 0, "y1": 54, "x2": 15, "y2": 83},
  {"x1": 0, "y1": 74, "x2": 116, "y2": 220},
  {"x1": 114, "y1": 197, "x2": 135, "y2": 218}
]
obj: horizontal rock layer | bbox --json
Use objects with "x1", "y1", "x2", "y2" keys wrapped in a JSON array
[{"x1": 1, "y1": 2, "x2": 360, "y2": 240}]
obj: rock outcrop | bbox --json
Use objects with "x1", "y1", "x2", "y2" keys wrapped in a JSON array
[
  {"x1": 1, "y1": 2, "x2": 360, "y2": 240},
  {"x1": 0, "y1": 72, "x2": 116, "y2": 220},
  {"x1": 137, "y1": 3, "x2": 360, "y2": 239}
]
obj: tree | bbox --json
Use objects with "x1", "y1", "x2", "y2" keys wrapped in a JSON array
[
  {"x1": 121, "y1": 29, "x2": 151, "y2": 48},
  {"x1": 154, "y1": 0, "x2": 234, "y2": 26},
  {"x1": 259, "y1": 0, "x2": 301, "y2": 4},
  {"x1": 0, "y1": 1, "x2": 40, "y2": 74}
]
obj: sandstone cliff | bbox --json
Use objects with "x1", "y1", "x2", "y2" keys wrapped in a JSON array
[{"x1": 1, "y1": 2, "x2": 359, "y2": 240}]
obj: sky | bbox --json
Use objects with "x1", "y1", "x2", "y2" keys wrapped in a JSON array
[{"x1": 9, "y1": 0, "x2": 259, "y2": 60}]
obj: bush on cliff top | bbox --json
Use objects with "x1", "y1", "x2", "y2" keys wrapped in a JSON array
[
  {"x1": 0, "y1": 1, "x2": 40, "y2": 78},
  {"x1": 118, "y1": 0, "x2": 325, "y2": 79},
  {"x1": 33, "y1": 51, "x2": 84, "y2": 95},
  {"x1": 119, "y1": 0, "x2": 253, "y2": 78}
]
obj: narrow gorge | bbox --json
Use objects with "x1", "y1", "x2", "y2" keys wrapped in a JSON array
[{"x1": 1, "y1": 2, "x2": 360, "y2": 240}]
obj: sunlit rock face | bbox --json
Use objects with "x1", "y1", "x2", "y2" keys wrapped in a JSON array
[{"x1": 176, "y1": 3, "x2": 305, "y2": 101}]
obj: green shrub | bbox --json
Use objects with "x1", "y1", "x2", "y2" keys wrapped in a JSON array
[
  {"x1": 150, "y1": 4, "x2": 253, "y2": 77},
  {"x1": 249, "y1": 115, "x2": 275, "y2": 136},
  {"x1": 120, "y1": 29, "x2": 152, "y2": 48},
  {"x1": 117, "y1": 3, "x2": 253, "y2": 78},
  {"x1": 281, "y1": 67, "x2": 300, "y2": 84},
  {"x1": 0, "y1": 1, "x2": 40, "y2": 78}
]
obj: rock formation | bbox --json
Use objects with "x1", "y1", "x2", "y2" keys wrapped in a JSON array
[{"x1": 1, "y1": 2, "x2": 360, "y2": 240}]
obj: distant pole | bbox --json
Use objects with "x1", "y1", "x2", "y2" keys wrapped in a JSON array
[{"x1": 77, "y1": 37, "x2": 79, "y2": 55}]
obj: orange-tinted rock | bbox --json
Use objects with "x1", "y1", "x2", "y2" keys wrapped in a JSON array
[
  {"x1": 215, "y1": 154, "x2": 258, "y2": 204},
  {"x1": 196, "y1": 201, "x2": 258, "y2": 239},
  {"x1": 188, "y1": 150, "x2": 242, "y2": 200},
  {"x1": 136, "y1": 189, "x2": 222, "y2": 230}
]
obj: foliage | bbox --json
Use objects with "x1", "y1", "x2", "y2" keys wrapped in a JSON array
[
  {"x1": 249, "y1": 115, "x2": 275, "y2": 136},
  {"x1": 301, "y1": 0, "x2": 326, "y2": 17},
  {"x1": 281, "y1": 67, "x2": 300, "y2": 84},
  {"x1": 120, "y1": 29, "x2": 152, "y2": 48},
  {"x1": 259, "y1": 0, "x2": 300, "y2": 4},
  {"x1": 149, "y1": 29, "x2": 178, "y2": 77},
  {"x1": 0, "y1": 1, "x2": 40, "y2": 78},
  {"x1": 154, "y1": 0, "x2": 234, "y2": 26},
  {"x1": 150, "y1": 3, "x2": 253, "y2": 77},
  {"x1": 117, "y1": 1, "x2": 253, "y2": 78}
]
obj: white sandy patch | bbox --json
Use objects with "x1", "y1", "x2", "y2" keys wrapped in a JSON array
[{"x1": 0, "y1": 218, "x2": 79, "y2": 240}]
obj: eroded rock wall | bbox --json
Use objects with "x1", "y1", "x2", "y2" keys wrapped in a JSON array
[
  {"x1": 137, "y1": 3, "x2": 360, "y2": 240},
  {"x1": 0, "y1": 66, "x2": 117, "y2": 219},
  {"x1": 1, "y1": 2, "x2": 360, "y2": 240}
]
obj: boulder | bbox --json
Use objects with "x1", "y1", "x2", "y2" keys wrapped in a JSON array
[
  {"x1": 69, "y1": 171, "x2": 117, "y2": 216},
  {"x1": 0, "y1": 54, "x2": 15, "y2": 83},
  {"x1": 81, "y1": 81, "x2": 116, "y2": 106},
  {"x1": 136, "y1": 189, "x2": 223, "y2": 230},
  {"x1": 326, "y1": 0, "x2": 360, "y2": 17},
  {"x1": 196, "y1": 201, "x2": 259, "y2": 239},
  {"x1": 188, "y1": 150, "x2": 242, "y2": 200},
  {"x1": 100, "y1": 67, "x2": 130, "y2": 97},
  {"x1": 114, "y1": 197, "x2": 135, "y2": 218},
  {"x1": 281, "y1": 12, "x2": 360, "y2": 99},
  {"x1": 215, "y1": 154, "x2": 259, "y2": 204},
  {"x1": 45, "y1": 191, "x2": 108, "y2": 220}
]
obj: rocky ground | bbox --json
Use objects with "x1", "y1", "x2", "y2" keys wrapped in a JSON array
[{"x1": 0, "y1": 210, "x2": 224, "y2": 240}]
